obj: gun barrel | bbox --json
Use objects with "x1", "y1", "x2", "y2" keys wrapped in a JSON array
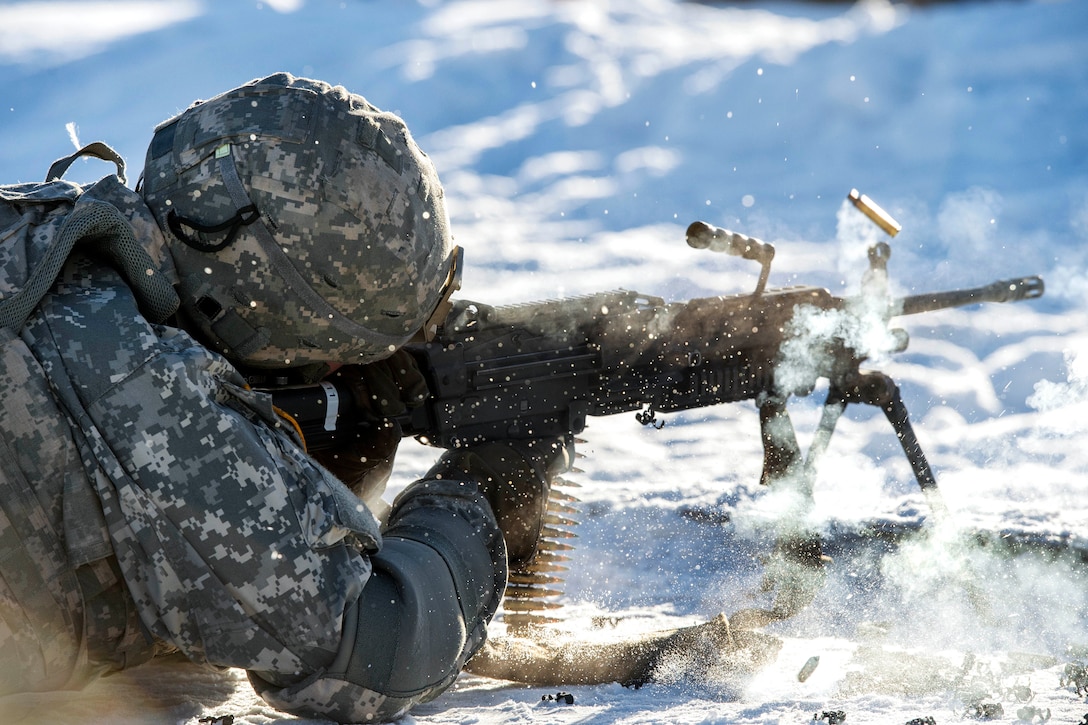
[{"x1": 896, "y1": 275, "x2": 1044, "y2": 316}]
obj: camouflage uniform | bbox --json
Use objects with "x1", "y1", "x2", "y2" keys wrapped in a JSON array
[{"x1": 0, "y1": 75, "x2": 510, "y2": 723}]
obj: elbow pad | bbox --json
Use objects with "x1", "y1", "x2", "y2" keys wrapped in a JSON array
[{"x1": 250, "y1": 477, "x2": 506, "y2": 723}]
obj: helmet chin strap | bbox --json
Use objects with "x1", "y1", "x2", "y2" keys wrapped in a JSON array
[{"x1": 195, "y1": 143, "x2": 409, "y2": 350}]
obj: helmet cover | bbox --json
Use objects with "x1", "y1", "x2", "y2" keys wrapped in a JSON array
[{"x1": 140, "y1": 72, "x2": 453, "y2": 368}]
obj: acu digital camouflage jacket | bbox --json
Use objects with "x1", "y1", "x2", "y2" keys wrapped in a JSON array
[{"x1": 0, "y1": 181, "x2": 383, "y2": 709}]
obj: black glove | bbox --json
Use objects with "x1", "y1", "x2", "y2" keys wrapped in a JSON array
[
  {"x1": 312, "y1": 351, "x2": 428, "y2": 502},
  {"x1": 425, "y1": 438, "x2": 572, "y2": 568},
  {"x1": 343, "y1": 349, "x2": 429, "y2": 418}
]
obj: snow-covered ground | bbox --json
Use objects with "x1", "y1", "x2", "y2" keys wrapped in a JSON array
[{"x1": 2, "y1": 0, "x2": 1087, "y2": 723}]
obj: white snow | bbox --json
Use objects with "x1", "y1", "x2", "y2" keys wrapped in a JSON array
[{"x1": 2, "y1": 0, "x2": 1087, "y2": 723}]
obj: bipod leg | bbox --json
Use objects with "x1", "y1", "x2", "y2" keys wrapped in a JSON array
[
  {"x1": 757, "y1": 394, "x2": 804, "y2": 489},
  {"x1": 758, "y1": 389, "x2": 850, "y2": 495},
  {"x1": 802, "y1": 388, "x2": 848, "y2": 483},
  {"x1": 839, "y1": 373, "x2": 994, "y2": 620},
  {"x1": 838, "y1": 371, "x2": 948, "y2": 518}
]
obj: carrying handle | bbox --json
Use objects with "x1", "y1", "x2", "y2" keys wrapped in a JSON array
[
  {"x1": 46, "y1": 141, "x2": 127, "y2": 185},
  {"x1": 686, "y1": 220, "x2": 775, "y2": 296}
]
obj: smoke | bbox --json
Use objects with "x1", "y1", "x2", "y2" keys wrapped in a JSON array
[
  {"x1": 772, "y1": 197, "x2": 907, "y2": 397},
  {"x1": 730, "y1": 197, "x2": 912, "y2": 607},
  {"x1": 1028, "y1": 342, "x2": 1088, "y2": 413},
  {"x1": 874, "y1": 517, "x2": 1088, "y2": 657},
  {"x1": 734, "y1": 479, "x2": 821, "y2": 540},
  {"x1": 834, "y1": 197, "x2": 886, "y2": 284},
  {"x1": 774, "y1": 302, "x2": 902, "y2": 399},
  {"x1": 706, "y1": 195, "x2": 1088, "y2": 692},
  {"x1": 747, "y1": 320, "x2": 1088, "y2": 690}
]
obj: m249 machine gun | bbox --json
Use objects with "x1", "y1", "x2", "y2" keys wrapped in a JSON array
[{"x1": 271, "y1": 191, "x2": 1044, "y2": 626}]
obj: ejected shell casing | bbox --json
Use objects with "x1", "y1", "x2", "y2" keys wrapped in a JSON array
[
  {"x1": 503, "y1": 598, "x2": 564, "y2": 612},
  {"x1": 508, "y1": 571, "x2": 565, "y2": 585},
  {"x1": 505, "y1": 585, "x2": 565, "y2": 599},
  {"x1": 848, "y1": 189, "x2": 901, "y2": 237},
  {"x1": 798, "y1": 655, "x2": 821, "y2": 682}
]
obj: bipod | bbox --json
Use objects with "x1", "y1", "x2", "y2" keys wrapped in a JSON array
[
  {"x1": 818, "y1": 370, "x2": 948, "y2": 518},
  {"x1": 745, "y1": 370, "x2": 950, "y2": 626},
  {"x1": 753, "y1": 370, "x2": 998, "y2": 627},
  {"x1": 756, "y1": 370, "x2": 947, "y2": 517},
  {"x1": 821, "y1": 371, "x2": 996, "y2": 620}
]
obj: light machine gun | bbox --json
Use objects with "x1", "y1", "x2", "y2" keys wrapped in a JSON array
[
  {"x1": 276, "y1": 194, "x2": 1042, "y2": 496},
  {"x1": 271, "y1": 192, "x2": 1044, "y2": 624}
]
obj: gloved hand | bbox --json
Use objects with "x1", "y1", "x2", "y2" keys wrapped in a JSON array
[
  {"x1": 341, "y1": 349, "x2": 429, "y2": 418},
  {"x1": 425, "y1": 438, "x2": 573, "y2": 568},
  {"x1": 312, "y1": 350, "x2": 428, "y2": 507}
]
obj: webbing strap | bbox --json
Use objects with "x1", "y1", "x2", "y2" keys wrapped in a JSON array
[
  {"x1": 46, "y1": 142, "x2": 127, "y2": 185},
  {"x1": 0, "y1": 202, "x2": 107, "y2": 330},
  {"x1": 0, "y1": 198, "x2": 179, "y2": 331}
]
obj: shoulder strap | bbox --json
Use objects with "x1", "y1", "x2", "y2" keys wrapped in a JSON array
[
  {"x1": 1, "y1": 144, "x2": 179, "y2": 332},
  {"x1": 0, "y1": 201, "x2": 116, "y2": 331},
  {"x1": 46, "y1": 142, "x2": 127, "y2": 185}
]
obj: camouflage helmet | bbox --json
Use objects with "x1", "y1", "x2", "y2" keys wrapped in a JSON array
[{"x1": 139, "y1": 73, "x2": 456, "y2": 368}]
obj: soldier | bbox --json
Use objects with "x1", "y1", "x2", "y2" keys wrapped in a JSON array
[
  {"x1": 1, "y1": 73, "x2": 787, "y2": 723},
  {"x1": 0, "y1": 72, "x2": 568, "y2": 723}
]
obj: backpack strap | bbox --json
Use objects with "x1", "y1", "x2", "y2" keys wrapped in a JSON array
[
  {"x1": 46, "y1": 142, "x2": 127, "y2": 185},
  {"x1": 0, "y1": 143, "x2": 179, "y2": 332},
  {"x1": 0, "y1": 199, "x2": 179, "y2": 331}
]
